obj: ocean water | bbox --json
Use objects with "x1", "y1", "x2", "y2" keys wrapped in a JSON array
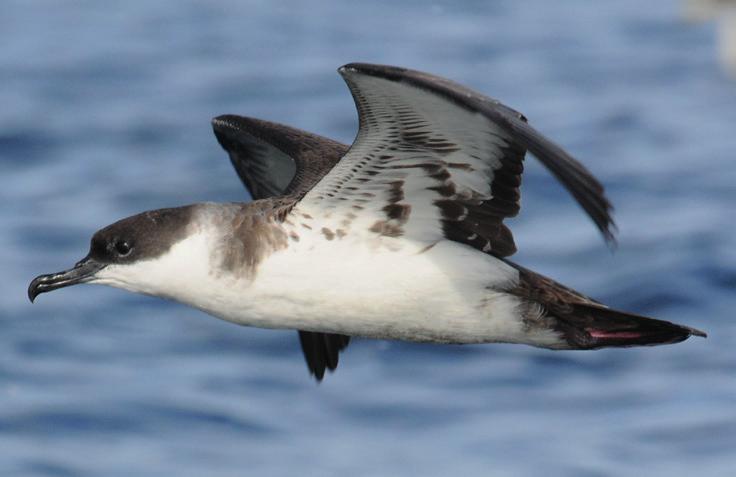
[{"x1": 1, "y1": 0, "x2": 735, "y2": 475}]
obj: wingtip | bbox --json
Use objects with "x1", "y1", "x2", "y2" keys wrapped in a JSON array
[
  {"x1": 337, "y1": 63, "x2": 354, "y2": 74},
  {"x1": 211, "y1": 115, "x2": 267, "y2": 139},
  {"x1": 339, "y1": 62, "x2": 375, "y2": 73},
  {"x1": 337, "y1": 63, "x2": 359, "y2": 77},
  {"x1": 211, "y1": 114, "x2": 239, "y2": 129},
  {"x1": 603, "y1": 223, "x2": 619, "y2": 252},
  {"x1": 310, "y1": 369, "x2": 325, "y2": 383},
  {"x1": 338, "y1": 63, "x2": 409, "y2": 80},
  {"x1": 211, "y1": 115, "x2": 233, "y2": 134}
]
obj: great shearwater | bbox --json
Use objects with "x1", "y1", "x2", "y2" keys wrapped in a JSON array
[{"x1": 29, "y1": 63, "x2": 706, "y2": 381}]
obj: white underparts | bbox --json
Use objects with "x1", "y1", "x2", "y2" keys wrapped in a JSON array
[{"x1": 91, "y1": 206, "x2": 563, "y2": 348}]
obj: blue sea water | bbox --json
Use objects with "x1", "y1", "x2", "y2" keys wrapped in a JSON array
[{"x1": 1, "y1": 0, "x2": 735, "y2": 475}]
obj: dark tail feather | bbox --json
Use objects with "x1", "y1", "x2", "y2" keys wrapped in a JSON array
[{"x1": 556, "y1": 304, "x2": 707, "y2": 349}]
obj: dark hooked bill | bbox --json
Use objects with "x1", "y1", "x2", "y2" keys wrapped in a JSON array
[{"x1": 28, "y1": 256, "x2": 106, "y2": 303}]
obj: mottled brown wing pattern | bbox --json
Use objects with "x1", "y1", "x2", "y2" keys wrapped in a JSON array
[
  {"x1": 300, "y1": 65, "x2": 597, "y2": 257},
  {"x1": 339, "y1": 64, "x2": 617, "y2": 247}
]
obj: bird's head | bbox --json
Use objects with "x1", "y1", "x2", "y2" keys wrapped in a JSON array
[{"x1": 28, "y1": 205, "x2": 201, "y2": 302}]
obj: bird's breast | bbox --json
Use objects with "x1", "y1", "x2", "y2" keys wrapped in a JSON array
[{"x1": 195, "y1": 229, "x2": 559, "y2": 345}]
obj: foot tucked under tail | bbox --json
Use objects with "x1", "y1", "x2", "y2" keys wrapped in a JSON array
[
  {"x1": 555, "y1": 304, "x2": 707, "y2": 349},
  {"x1": 505, "y1": 260, "x2": 707, "y2": 350}
]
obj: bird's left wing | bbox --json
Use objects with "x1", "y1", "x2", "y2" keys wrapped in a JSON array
[
  {"x1": 212, "y1": 115, "x2": 351, "y2": 381},
  {"x1": 294, "y1": 63, "x2": 615, "y2": 257}
]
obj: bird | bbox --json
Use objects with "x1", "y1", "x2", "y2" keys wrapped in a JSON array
[{"x1": 28, "y1": 63, "x2": 706, "y2": 381}]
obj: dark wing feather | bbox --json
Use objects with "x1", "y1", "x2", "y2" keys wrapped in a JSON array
[
  {"x1": 211, "y1": 114, "x2": 348, "y2": 199},
  {"x1": 298, "y1": 331, "x2": 351, "y2": 381},
  {"x1": 211, "y1": 115, "x2": 352, "y2": 381},
  {"x1": 506, "y1": 119, "x2": 616, "y2": 243}
]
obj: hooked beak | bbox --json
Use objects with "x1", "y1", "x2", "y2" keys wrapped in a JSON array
[{"x1": 28, "y1": 256, "x2": 106, "y2": 303}]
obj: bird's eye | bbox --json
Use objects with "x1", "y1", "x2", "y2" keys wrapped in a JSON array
[{"x1": 113, "y1": 240, "x2": 132, "y2": 256}]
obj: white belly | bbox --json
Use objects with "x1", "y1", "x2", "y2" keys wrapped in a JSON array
[{"x1": 193, "y1": 232, "x2": 561, "y2": 346}]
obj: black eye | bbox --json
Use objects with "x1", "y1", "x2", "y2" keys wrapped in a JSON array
[{"x1": 113, "y1": 240, "x2": 132, "y2": 256}]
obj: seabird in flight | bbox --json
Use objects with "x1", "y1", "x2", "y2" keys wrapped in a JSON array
[{"x1": 29, "y1": 63, "x2": 706, "y2": 381}]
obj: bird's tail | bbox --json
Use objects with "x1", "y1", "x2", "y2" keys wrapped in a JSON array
[{"x1": 555, "y1": 304, "x2": 707, "y2": 349}]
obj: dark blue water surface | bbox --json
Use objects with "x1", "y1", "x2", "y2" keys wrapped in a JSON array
[{"x1": 2, "y1": 0, "x2": 735, "y2": 475}]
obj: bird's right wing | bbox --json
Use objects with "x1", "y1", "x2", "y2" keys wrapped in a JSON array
[{"x1": 212, "y1": 115, "x2": 348, "y2": 200}]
